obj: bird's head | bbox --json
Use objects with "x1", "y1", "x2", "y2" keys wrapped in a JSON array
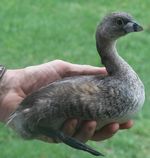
[{"x1": 96, "y1": 12, "x2": 143, "y2": 40}]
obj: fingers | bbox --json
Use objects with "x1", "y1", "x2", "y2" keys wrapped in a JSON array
[
  {"x1": 91, "y1": 120, "x2": 134, "y2": 141},
  {"x1": 61, "y1": 119, "x2": 78, "y2": 136},
  {"x1": 37, "y1": 120, "x2": 133, "y2": 144},
  {"x1": 62, "y1": 120, "x2": 97, "y2": 143},
  {"x1": 73, "y1": 121, "x2": 97, "y2": 143},
  {"x1": 119, "y1": 120, "x2": 134, "y2": 129},
  {"x1": 61, "y1": 120, "x2": 133, "y2": 143},
  {"x1": 91, "y1": 123, "x2": 119, "y2": 141}
]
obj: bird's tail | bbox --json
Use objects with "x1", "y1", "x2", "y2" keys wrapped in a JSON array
[{"x1": 38, "y1": 126, "x2": 104, "y2": 156}]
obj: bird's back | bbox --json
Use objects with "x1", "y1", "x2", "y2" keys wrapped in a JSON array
[{"x1": 11, "y1": 71, "x2": 144, "y2": 138}]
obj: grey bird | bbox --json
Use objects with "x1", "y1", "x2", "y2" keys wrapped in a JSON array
[{"x1": 7, "y1": 12, "x2": 145, "y2": 156}]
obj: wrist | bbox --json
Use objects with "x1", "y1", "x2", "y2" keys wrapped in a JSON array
[{"x1": 0, "y1": 69, "x2": 25, "y2": 122}]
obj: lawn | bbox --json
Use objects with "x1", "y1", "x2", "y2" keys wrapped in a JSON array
[{"x1": 0, "y1": 0, "x2": 150, "y2": 158}]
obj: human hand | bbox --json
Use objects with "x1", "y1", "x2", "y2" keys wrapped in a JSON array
[{"x1": 0, "y1": 60, "x2": 133, "y2": 142}]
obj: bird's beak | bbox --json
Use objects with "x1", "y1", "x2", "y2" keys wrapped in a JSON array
[{"x1": 123, "y1": 22, "x2": 143, "y2": 33}]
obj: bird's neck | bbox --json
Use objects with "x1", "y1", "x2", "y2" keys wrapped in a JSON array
[{"x1": 96, "y1": 36, "x2": 131, "y2": 75}]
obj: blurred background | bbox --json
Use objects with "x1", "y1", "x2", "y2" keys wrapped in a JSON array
[{"x1": 0, "y1": 0, "x2": 149, "y2": 158}]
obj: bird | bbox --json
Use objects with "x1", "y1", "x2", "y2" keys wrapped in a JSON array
[{"x1": 7, "y1": 12, "x2": 145, "y2": 156}]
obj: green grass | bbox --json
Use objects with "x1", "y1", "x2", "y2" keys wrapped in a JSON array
[{"x1": 0, "y1": 0, "x2": 150, "y2": 158}]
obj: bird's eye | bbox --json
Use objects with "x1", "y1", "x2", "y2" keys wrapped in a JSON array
[{"x1": 116, "y1": 18, "x2": 124, "y2": 26}]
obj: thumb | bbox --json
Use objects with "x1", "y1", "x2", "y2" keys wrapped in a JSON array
[{"x1": 64, "y1": 63, "x2": 107, "y2": 77}]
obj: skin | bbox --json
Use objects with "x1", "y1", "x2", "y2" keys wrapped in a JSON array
[{"x1": 0, "y1": 60, "x2": 133, "y2": 143}]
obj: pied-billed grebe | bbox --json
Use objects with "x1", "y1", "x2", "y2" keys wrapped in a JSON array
[{"x1": 7, "y1": 12, "x2": 145, "y2": 156}]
